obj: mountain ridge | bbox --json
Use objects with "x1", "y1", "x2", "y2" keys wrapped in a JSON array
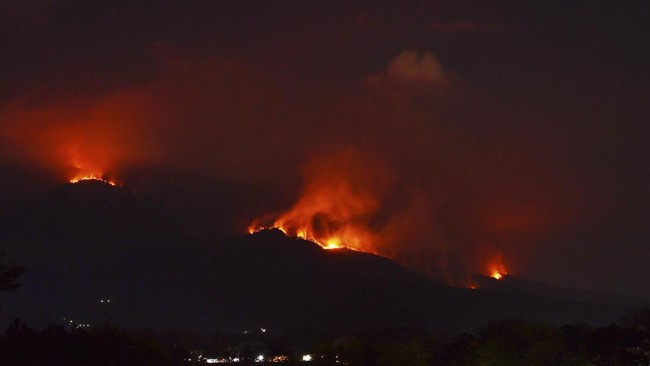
[{"x1": 0, "y1": 181, "x2": 644, "y2": 334}]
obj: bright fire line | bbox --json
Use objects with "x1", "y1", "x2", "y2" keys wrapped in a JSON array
[
  {"x1": 69, "y1": 175, "x2": 117, "y2": 186},
  {"x1": 248, "y1": 226, "x2": 359, "y2": 251}
]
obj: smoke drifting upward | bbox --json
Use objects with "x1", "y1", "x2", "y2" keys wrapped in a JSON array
[
  {"x1": 250, "y1": 145, "x2": 511, "y2": 284},
  {"x1": 243, "y1": 53, "x2": 512, "y2": 283},
  {"x1": 1, "y1": 1, "x2": 647, "y2": 296},
  {"x1": 0, "y1": 48, "x2": 303, "y2": 189},
  {"x1": 250, "y1": 148, "x2": 392, "y2": 252},
  {"x1": 246, "y1": 50, "x2": 577, "y2": 284},
  {"x1": 0, "y1": 90, "x2": 161, "y2": 185},
  {"x1": 0, "y1": 44, "x2": 619, "y2": 286}
]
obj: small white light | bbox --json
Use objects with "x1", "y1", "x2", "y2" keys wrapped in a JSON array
[
  {"x1": 261, "y1": 328, "x2": 266, "y2": 333},
  {"x1": 302, "y1": 354, "x2": 313, "y2": 362},
  {"x1": 256, "y1": 354, "x2": 264, "y2": 362}
]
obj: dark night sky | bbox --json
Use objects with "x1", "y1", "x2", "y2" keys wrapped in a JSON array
[{"x1": 1, "y1": 1, "x2": 649, "y2": 296}]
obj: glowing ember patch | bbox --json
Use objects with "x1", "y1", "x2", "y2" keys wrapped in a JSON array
[{"x1": 491, "y1": 271, "x2": 503, "y2": 280}]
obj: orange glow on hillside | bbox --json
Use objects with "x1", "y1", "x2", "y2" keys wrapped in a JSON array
[
  {"x1": 248, "y1": 224, "x2": 365, "y2": 251},
  {"x1": 249, "y1": 148, "x2": 515, "y2": 286},
  {"x1": 69, "y1": 174, "x2": 117, "y2": 186},
  {"x1": 488, "y1": 260, "x2": 507, "y2": 280},
  {"x1": 67, "y1": 152, "x2": 120, "y2": 186},
  {"x1": 248, "y1": 149, "x2": 386, "y2": 253}
]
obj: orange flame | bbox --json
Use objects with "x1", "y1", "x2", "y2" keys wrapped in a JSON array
[
  {"x1": 249, "y1": 148, "x2": 513, "y2": 286},
  {"x1": 248, "y1": 216, "x2": 374, "y2": 252},
  {"x1": 67, "y1": 152, "x2": 119, "y2": 186},
  {"x1": 487, "y1": 260, "x2": 507, "y2": 280},
  {"x1": 69, "y1": 174, "x2": 117, "y2": 186},
  {"x1": 249, "y1": 149, "x2": 386, "y2": 252}
]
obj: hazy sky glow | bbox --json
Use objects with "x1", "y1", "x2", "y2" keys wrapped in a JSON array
[{"x1": 1, "y1": 1, "x2": 648, "y2": 295}]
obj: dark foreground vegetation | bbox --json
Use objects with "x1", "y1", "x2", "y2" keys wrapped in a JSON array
[{"x1": 1, "y1": 310, "x2": 650, "y2": 366}]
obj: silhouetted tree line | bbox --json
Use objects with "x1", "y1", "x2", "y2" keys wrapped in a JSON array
[
  {"x1": 1, "y1": 311, "x2": 650, "y2": 365},
  {"x1": 293, "y1": 314, "x2": 650, "y2": 365},
  {"x1": 0, "y1": 320, "x2": 184, "y2": 366}
]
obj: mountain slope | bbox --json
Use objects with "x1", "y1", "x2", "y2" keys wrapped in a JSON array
[
  {"x1": 473, "y1": 273, "x2": 650, "y2": 308},
  {"x1": 0, "y1": 182, "x2": 642, "y2": 334}
]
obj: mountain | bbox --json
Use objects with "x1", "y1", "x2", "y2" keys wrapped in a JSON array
[
  {"x1": 0, "y1": 181, "x2": 644, "y2": 334},
  {"x1": 472, "y1": 273, "x2": 650, "y2": 308}
]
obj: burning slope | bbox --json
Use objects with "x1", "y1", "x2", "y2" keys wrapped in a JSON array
[
  {"x1": 249, "y1": 148, "x2": 388, "y2": 252},
  {"x1": 249, "y1": 148, "x2": 509, "y2": 286},
  {"x1": 69, "y1": 175, "x2": 117, "y2": 186},
  {"x1": 488, "y1": 255, "x2": 508, "y2": 280},
  {"x1": 67, "y1": 149, "x2": 119, "y2": 186},
  {"x1": 0, "y1": 90, "x2": 162, "y2": 189}
]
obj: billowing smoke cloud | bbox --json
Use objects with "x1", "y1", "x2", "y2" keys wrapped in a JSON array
[
  {"x1": 1, "y1": 46, "x2": 307, "y2": 187},
  {"x1": 1, "y1": 0, "x2": 647, "y2": 296},
  {"x1": 0, "y1": 46, "x2": 595, "y2": 284},
  {"x1": 0, "y1": 89, "x2": 161, "y2": 183},
  {"x1": 245, "y1": 51, "x2": 578, "y2": 284}
]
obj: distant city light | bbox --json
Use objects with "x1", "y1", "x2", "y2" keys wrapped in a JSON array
[
  {"x1": 255, "y1": 355, "x2": 264, "y2": 362},
  {"x1": 206, "y1": 358, "x2": 228, "y2": 363},
  {"x1": 261, "y1": 327, "x2": 266, "y2": 333},
  {"x1": 64, "y1": 317, "x2": 91, "y2": 329},
  {"x1": 302, "y1": 354, "x2": 313, "y2": 362}
]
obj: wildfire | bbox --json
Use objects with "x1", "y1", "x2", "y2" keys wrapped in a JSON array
[
  {"x1": 250, "y1": 191, "x2": 380, "y2": 252},
  {"x1": 488, "y1": 262, "x2": 507, "y2": 280},
  {"x1": 248, "y1": 149, "x2": 385, "y2": 253},
  {"x1": 67, "y1": 150, "x2": 120, "y2": 186},
  {"x1": 249, "y1": 148, "x2": 514, "y2": 287},
  {"x1": 248, "y1": 224, "x2": 358, "y2": 251},
  {"x1": 69, "y1": 174, "x2": 118, "y2": 186}
]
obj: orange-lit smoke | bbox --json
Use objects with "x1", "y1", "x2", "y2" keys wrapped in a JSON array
[
  {"x1": 0, "y1": 47, "x2": 576, "y2": 287},
  {"x1": 250, "y1": 147, "x2": 510, "y2": 284},
  {"x1": 487, "y1": 254, "x2": 507, "y2": 280},
  {"x1": 249, "y1": 148, "x2": 391, "y2": 252},
  {"x1": 0, "y1": 89, "x2": 161, "y2": 186}
]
